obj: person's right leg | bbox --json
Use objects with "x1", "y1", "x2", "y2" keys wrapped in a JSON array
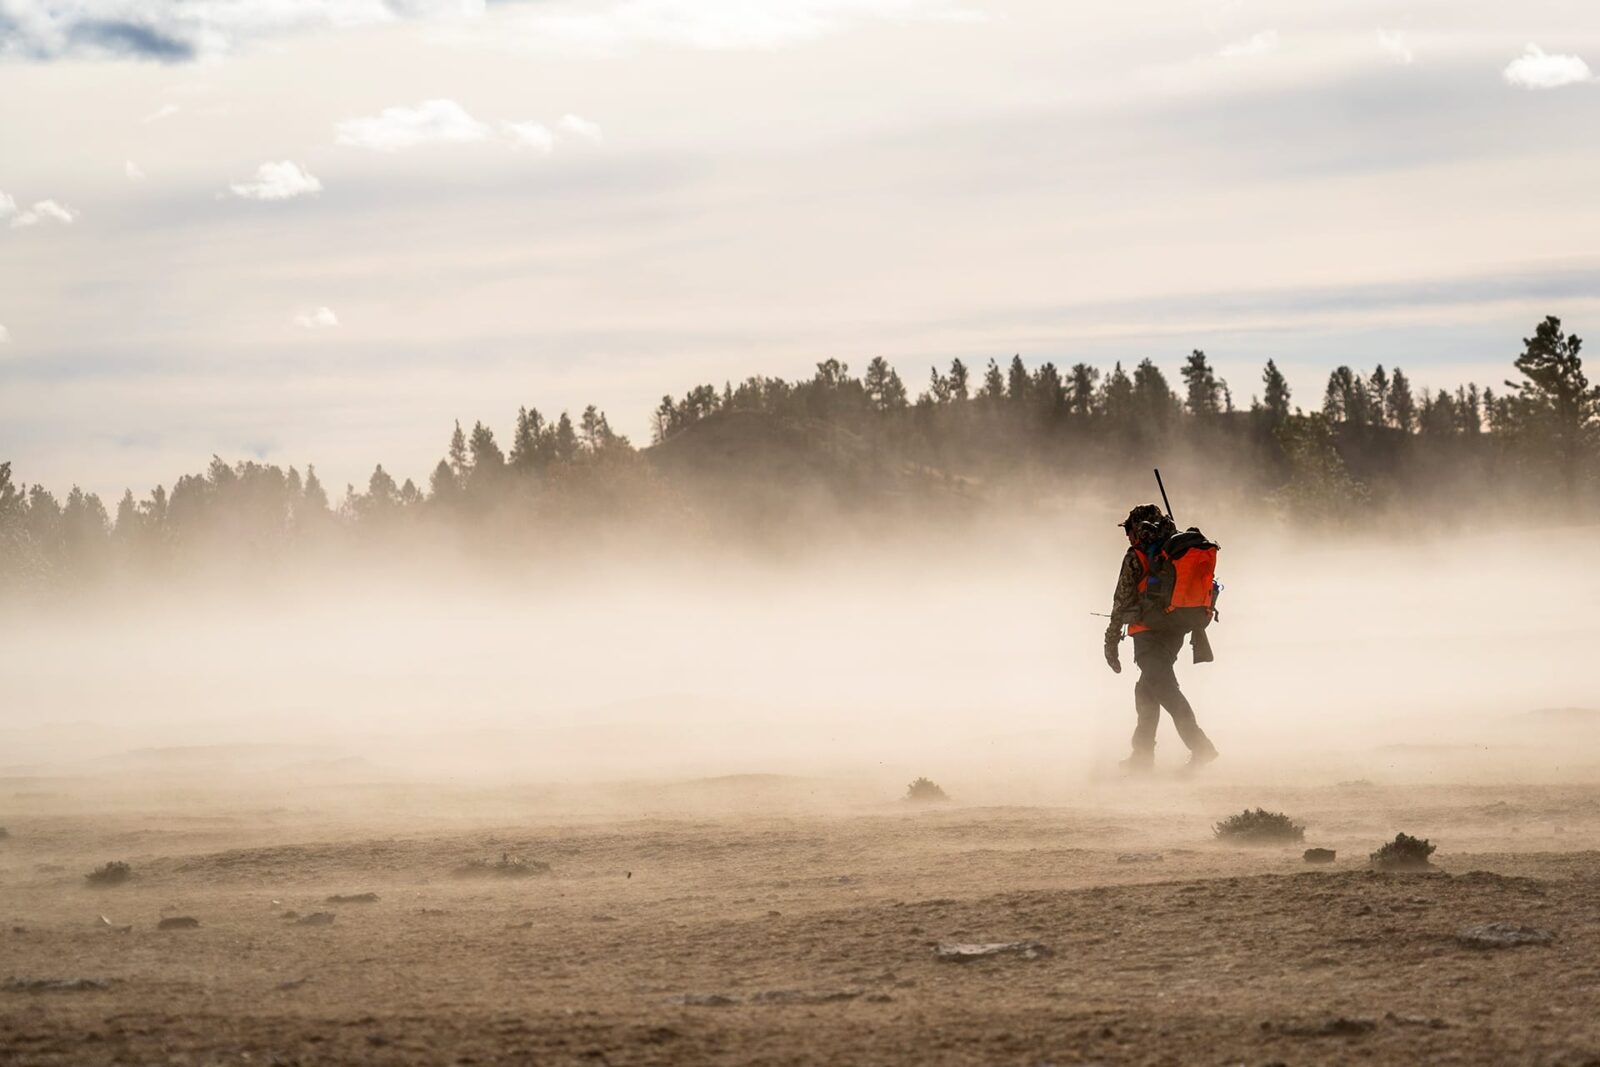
[{"x1": 1133, "y1": 631, "x2": 1217, "y2": 758}]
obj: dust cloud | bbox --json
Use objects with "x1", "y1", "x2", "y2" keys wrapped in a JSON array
[{"x1": 5, "y1": 503, "x2": 1593, "y2": 797}]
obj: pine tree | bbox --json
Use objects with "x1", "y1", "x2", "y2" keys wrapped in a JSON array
[
  {"x1": 302, "y1": 465, "x2": 330, "y2": 513},
  {"x1": 979, "y1": 358, "x2": 1006, "y2": 402},
  {"x1": 864, "y1": 357, "x2": 907, "y2": 412},
  {"x1": 1261, "y1": 360, "x2": 1291, "y2": 424},
  {"x1": 1506, "y1": 315, "x2": 1596, "y2": 493},
  {"x1": 1181, "y1": 349, "x2": 1221, "y2": 416},
  {"x1": 1067, "y1": 363, "x2": 1100, "y2": 417},
  {"x1": 947, "y1": 358, "x2": 970, "y2": 401},
  {"x1": 447, "y1": 420, "x2": 470, "y2": 481},
  {"x1": 1388, "y1": 369, "x2": 1416, "y2": 432},
  {"x1": 554, "y1": 412, "x2": 578, "y2": 464},
  {"x1": 1006, "y1": 355, "x2": 1030, "y2": 404}
]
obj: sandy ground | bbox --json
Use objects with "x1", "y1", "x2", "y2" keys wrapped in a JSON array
[{"x1": 4, "y1": 773, "x2": 1600, "y2": 1066}]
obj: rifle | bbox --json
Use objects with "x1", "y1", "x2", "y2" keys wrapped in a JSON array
[{"x1": 1154, "y1": 467, "x2": 1175, "y2": 523}]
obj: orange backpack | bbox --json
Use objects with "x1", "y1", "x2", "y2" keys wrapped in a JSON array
[{"x1": 1138, "y1": 528, "x2": 1220, "y2": 633}]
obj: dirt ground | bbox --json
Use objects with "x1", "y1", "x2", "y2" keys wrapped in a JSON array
[{"x1": 4, "y1": 773, "x2": 1600, "y2": 1066}]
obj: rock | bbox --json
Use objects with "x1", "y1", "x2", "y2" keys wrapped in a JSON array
[
  {"x1": 934, "y1": 940, "x2": 1052, "y2": 962},
  {"x1": 1304, "y1": 848, "x2": 1337, "y2": 864},
  {"x1": 325, "y1": 893, "x2": 379, "y2": 904},
  {"x1": 747, "y1": 989, "x2": 863, "y2": 1005},
  {"x1": 276, "y1": 977, "x2": 310, "y2": 991},
  {"x1": 3, "y1": 977, "x2": 112, "y2": 993},
  {"x1": 1276, "y1": 1017, "x2": 1377, "y2": 1037},
  {"x1": 157, "y1": 916, "x2": 200, "y2": 930},
  {"x1": 294, "y1": 912, "x2": 336, "y2": 926},
  {"x1": 671, "y1": 993, "x2": 738, "y2": 1007},
  {"x1": 1116, "y1": 852, "x2": 1163, "y2": 864},
  {"x1": 1384, "y1": 1012, "x2": 1448, "y2": 1029},
  {"x1": 1457, "y1": 922, "x2": 1556, "y2": 948}
]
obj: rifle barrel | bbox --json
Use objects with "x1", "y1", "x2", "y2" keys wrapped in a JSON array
[{"x1": 1154, "y1": 468, "x2": 1175, "y2": 522}]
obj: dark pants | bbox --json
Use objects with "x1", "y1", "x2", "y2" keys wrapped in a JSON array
[{"x1": 1130, "y1": 630, "x2": 1215, "y2": 761}]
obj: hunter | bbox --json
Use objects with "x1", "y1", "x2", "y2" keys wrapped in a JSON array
[{"x1": 1103, "y1": 504, "x2": 1220, "y2": 772}]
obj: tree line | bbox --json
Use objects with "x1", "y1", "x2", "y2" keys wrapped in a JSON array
[{"x1": 1, "y1": 315, "x2": 1591, "y2": 585}]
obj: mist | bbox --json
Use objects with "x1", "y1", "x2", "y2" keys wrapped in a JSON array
[{"x1": 6, "y1": 503, "x2": 1592, "y2": 800}]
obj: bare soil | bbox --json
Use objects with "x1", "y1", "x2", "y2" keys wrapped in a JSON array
[{"x1": 4, "y1": 776, "x2": 1600, "y2": 1065}]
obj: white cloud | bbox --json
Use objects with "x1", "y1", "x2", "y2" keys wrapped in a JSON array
[
  {"x1": 124, "y1": 160, "x2": 145, "y2": 180},
  {"x1": 512, "y1": 0, "x2": 983, "y2": 55},
  {"x1": 140, "y1": 103, "x2": 180, "y2": 124},
  {"x1": 336, "y1": 98, "x2": 492, "y2": 151},
  {"x1": 502, "y1": 120, "x2": 555, "y2": 152},
  {"x1": 0, "y1": 323, "x2": 9, "y2": 344},
  {"x1": 9, "y1": 200, "x2": 78, "y2": 228},
  {"x1": 558, "y1": 113, "x2": 604, "y2": 143},
  {"x1": 1217, "y1": 29, "x2": 1278, "y2": 59},
  {"x1": 229, "y1": 161, "x2": 322, "y2": 201},
  {"x1": 0, "y1": 189, "x2": 14, "y2": 219},
  {"x1": 294, "y1": 306, "x2": 339, "y2": 329},
  {"x1": 1377, "y1": 29, "x2": 1413, "y2": 65},
  {"x1": 1503, "y1": 44, "x2": 1593, "y2": 90}
]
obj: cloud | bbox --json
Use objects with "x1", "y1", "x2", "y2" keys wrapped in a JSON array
[
  {"x1": 1217, "y1": 29, "x2": 1278, "y2": 59},
  {"x1": 502, "y1": 120, "x2": 555, "y2": 152},
  {"x1": 0, "y1": 323, "x2": 9, "y2": 344},
  {"x1": 336, "y1": 99, "x2": 492, "y2": 151},
  {"x1": 0, "y1": 0, "x2": 488, "y2": 62},
  {"x1": 1503, "y1": 44, "x2": 1593, "y2": 90},
  {"x1": 1377, "y1": 29, "x2": 1413, "y2": 65},
  {"x1": 140, "y1": 103, "x2": 180, "y2": 124},
  {"x1": 228, "y1": 161, "x2": 322, "y2": 201},
  {"x1": 294, "y1": 306, "x2": 339, "y2": 329},
  {"x1": 124, "y1": 159, "x2": 145, "y2": 180},
  {"x1": 557, "y1": 113, "x2": 604, "y2": 143},
  {"x1": 511, "y1": 0, "x2": 983, "y2": 54},
  {"x1": 9, "y1": 200, "x2": 78, "y2": 228},
  {"x1": 0, "y1": 189, "x2": 14, "y2": 219}
]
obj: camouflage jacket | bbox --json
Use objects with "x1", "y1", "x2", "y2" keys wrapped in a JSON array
[{"x1": 1109, "y1": 546, "x2": 1145, "y2": 629}]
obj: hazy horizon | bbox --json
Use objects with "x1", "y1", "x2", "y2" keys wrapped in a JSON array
[{"x1": 4, "y1": 0, "x2": 1599, "y2": 498}]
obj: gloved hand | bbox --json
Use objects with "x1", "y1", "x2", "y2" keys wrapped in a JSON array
[{"x1": 1103, "y1": 625, "x2": 1122, "y2": 674}]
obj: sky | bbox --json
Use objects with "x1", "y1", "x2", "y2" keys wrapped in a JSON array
[{"x1": 1, "y1": 0, "x2": 1598, "y2": 500}]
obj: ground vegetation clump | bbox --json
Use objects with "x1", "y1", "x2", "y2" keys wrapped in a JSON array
[{"x1": 1213, "y1": 808, "x2": 1306, "y2": 844}]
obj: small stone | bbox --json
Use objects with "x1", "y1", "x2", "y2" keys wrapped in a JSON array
[
  {"x1": 1304, "y1": 848, "x2": 1337, "y2": 864},
  {"x1": 1457, "y1": 922, "x2": 1555, "y2": 948},
  {"x1": 671, "y1": 993, "x2": 738, "y2": 1007},
  {"x1": 3, "y1": 977, "x2": 112, "y2": 993},
  {"x1": 294, "y1": 912, "x2": 336, "y2": 926},
  {"x1": 324, "y1": 893, "x2": 379, "y2": 904},
  {"x1": 157, "y1": 916, "x2": 200, "y2": 930},
  {"x1": 1116, "y1": 852, "x2": 1163, "y2": 864},
  {"x1": 935, "y1": 940, "x2": 1052, "y2": 962}
]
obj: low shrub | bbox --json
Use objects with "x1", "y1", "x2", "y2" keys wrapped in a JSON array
[
  {"x1": 1213, "y1": 808, "x2": 1306, "y2": 844},
  {"x1": 85, "y1": 861, "x2": 132, "y2": 886},
  {"x1": 904, "y1": 777, "x2": 950, "y2": 803},
  {"x1": 1370, "y1": 832, "x2": 1436, "y2": 871}
]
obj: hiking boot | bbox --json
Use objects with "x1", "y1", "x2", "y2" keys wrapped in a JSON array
[
  {"x1": 1118, "y1": 755, "x2": 1155, "y2": 776},
  {"x1": 1184, "y1": 747, "x2": 1220, "y2": 772}
]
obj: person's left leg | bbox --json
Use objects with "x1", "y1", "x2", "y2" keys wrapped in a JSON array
[{"x1": 1133, "y1": 631, "x2": 1216, "y2": 758}]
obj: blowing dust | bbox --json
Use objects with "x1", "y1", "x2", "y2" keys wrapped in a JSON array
[{"x1": 5, "y1": 508, "x2": 1593, "y2": 797}]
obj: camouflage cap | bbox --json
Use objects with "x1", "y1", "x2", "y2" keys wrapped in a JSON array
[{"x1": 1118, "y1": 503, "x2": 1164, "y2": 530}]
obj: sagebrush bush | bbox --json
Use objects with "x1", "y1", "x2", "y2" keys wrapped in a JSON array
[
  {"x1": 904, "y1": 777, "x2": 950, "y2": 803},
  {"x1": 85, "y1": 861, "x2": 132, "y2": 886},
  {"x1": 1213, "y1": 808, "x2": 1306, "y2": 844},
  {"x1": 454, "y1": 853, "x2": 550, "y2": 879},
  {"x1": 1370, "y1": 833, "x2": 1436, "y2": 871}
]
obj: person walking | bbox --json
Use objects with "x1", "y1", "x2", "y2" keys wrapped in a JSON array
[{"x1": 1103, "y1": 504, "x2": 1220, "y2": 772}]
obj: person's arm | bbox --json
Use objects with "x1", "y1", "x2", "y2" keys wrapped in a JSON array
[
  {"x1": 1109, "y1": 549, "x2": 1141, "y2": 625},
  {"x1": 1104, "y1": 549, "x2": 1139, "y2": 673}
]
